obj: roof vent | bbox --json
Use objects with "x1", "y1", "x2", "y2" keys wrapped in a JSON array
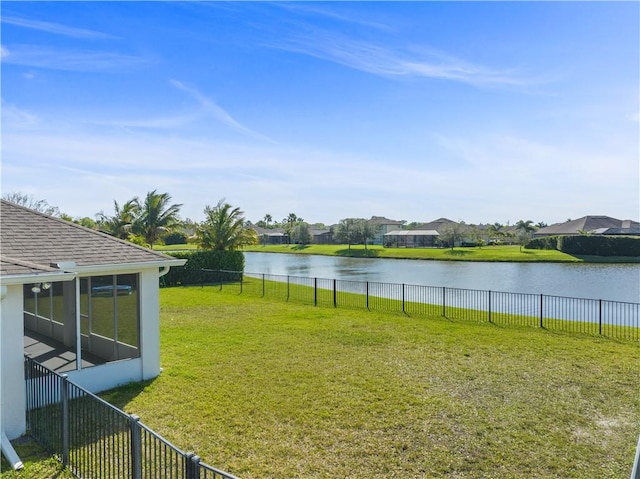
[{"x1": 50, "y1": 261, "x2": 77, "y2": 270}]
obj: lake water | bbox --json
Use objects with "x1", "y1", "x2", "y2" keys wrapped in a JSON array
[{"x1": 244, "y1": 252, "x2": 640, "y2": 303}]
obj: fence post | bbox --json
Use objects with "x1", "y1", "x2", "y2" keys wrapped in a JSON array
[
  {"x1": 240, "y1": 274, "x2": 243, "y2": 294},
  {"x1": 185, "y1": 452, "x2": 201, "y2": 479},
  {"x1": 314, "y1": 278, "x2": 317, "y2": 306},
  {"x1": 365, "y1": 282, "x2": 369, "y2": 310},
  {"x1": 287, "y1": 275, "x2": 290, "y2": 301},
  {"x1": 540, "y1": 294, "x2": 544, "y2": 328},
  {"x1": 333, "y1": 279, "x2": 337, "y2": 308},
  {"x1": 488, "y1": 290, "x2": 492, "y2": 323},
  {"x1": 60, "y1": 374, "x2": 69, "y2": 468},
  {"x1": 442, "y1": 287, "x2": 446, "y2": 317},
  {"x1": 402, "y1": 283, "x2": 405, "y2": 313},
  {"x1": 598, "y1": 299, "x2": 602, "y2": 335},
  {"x1": 130, "y1": 414, "x2": 142, "y2": 479},
  {"x1": 262, "y1": 273, "x2": 265, "y2": 297}
]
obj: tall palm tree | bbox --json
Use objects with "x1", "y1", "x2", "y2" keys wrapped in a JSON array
[
  {"x1": 133, "y1": 190, "x2": 182, "y2": 248},
  {"x1": 97, "y1": 198, "x2": 140, "y2": 240},
  {"x1": 196, "y1": 199, "x2": 257, "y2": 251}
]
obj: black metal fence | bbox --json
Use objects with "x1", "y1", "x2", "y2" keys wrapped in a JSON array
[
  {"x1": 24, "y1": 356, "x2": 239, "y2": 479},
  {"x1": 202, "y1": 269, "x2": 640, "y2": 341}
]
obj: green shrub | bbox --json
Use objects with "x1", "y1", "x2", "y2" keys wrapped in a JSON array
[
  {"x1": 558, "y1": 235, "x2": 640, "y2": 257},
  {"x1": 163, "y1": 232, "x2": 188, "y2": 245},
  {"x1": 162, "y1": 250, "x2": 245, "y2": 286},
  {"x1": 525, "y1": 236, "x2": 560, "y2": 250}
]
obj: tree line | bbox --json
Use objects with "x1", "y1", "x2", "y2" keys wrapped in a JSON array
[{"x1": 3, "y1": 191, "x2": 548, "y2": 250}]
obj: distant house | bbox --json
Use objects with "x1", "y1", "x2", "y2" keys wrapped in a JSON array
[
  {"x1": 0, "y1": 200, "x2": 186, "y2": 441},
  {"x1": 368, "y1": 216, "x2": 404, "y2": 245},
  {"x1": 534, "y1": 216, "x2": 640, "y2": 237},
  {"x1": 310, "y1": 227, "x2": 333, "y2": 245},
  {"x1": 413, "y1": 218, "x2": 458, "y2": 234},
  {"x1": 384, "y1": 230, "x2": 439, "y2": 248},
  {"x1": 251, "y1": 225, "x2": 289, "y2": 245}
]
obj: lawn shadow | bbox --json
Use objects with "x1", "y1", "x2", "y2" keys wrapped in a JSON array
[
  {"x1": 291, "y1": 245, "x2": 310, "y2": 251},
  {"x1": 335, "y1": 248, "x2": 380, "y2": 258},
  {"x1": 444, "y1": 248, "x2": 472, "y2": 257},
  {"x1": 99, "y1": 377, "x2": 157, "y2": 410}
]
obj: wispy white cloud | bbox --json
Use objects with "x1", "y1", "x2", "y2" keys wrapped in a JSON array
[
  {"x1": 170, "y1": 79, "x2": 276, "y2": 143},
  {"x1": 1, "y1": 100, "x2": 40, "y2": 127},
  {"x1": 273, "y1": 30, "x2": 535, "y2": 88},
  {"x1": 1, "y1": 15, "x2": 119, "y2": 39},
  {"x1": 1, "y1": 44, "x2": 149, "y2": 72}
]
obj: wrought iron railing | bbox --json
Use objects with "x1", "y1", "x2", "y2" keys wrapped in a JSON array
[
  {"x1": 24, "y1": 356, "x2": 239, "y2": 479},
  {"x1": 201, "y1": 269, "x2": 639, "y2": 341}
]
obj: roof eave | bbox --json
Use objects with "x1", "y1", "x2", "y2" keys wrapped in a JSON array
[
  {"x1": 62, "y1": 259, "x2": 188, "y2": 276},
  {"x1": 0, "y1": 271, "x2": 77, "y2": 285}
]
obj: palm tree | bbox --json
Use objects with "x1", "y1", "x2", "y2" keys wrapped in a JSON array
[
  {"x1": 133, "y1": 190, "x2": 182, "y2": 248},
  {"x1": 515, "y1": 220, "x2": 536, "y2": 251},
  {"x1": 97, "y1": 199, "x2": 140, "y2": 240},
  {"x1": 263, "y1": 214, "x2": 273, "y2": 227},
  {"x1": 196, "y1": 199, "x2": 257, "y2": 250}
]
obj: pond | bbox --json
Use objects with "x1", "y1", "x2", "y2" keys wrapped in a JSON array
[{"x1": 244, "y1": 252, "x2": 640, "y2": 303}]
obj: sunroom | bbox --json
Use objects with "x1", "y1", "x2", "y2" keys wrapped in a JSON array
[{"x1": 1, "y1": 200, "x2": 186, "y2": 441}]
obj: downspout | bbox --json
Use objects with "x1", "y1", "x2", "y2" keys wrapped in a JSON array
[
  {"x1": 1, "y1": 432, "x2": 23, "y2": 470},
  {"x1": 159, "y1": 266, "x2": 170, "y2": 277}
]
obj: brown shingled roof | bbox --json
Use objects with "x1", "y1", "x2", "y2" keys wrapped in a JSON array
[
  {"x1": 535, "y1": 216, "x2": 639, "y2": 236},
  {"x1": 0, "y1": 200, "x2": 183, "y2": 274}
]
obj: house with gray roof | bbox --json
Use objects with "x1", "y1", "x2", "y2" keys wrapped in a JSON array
[
  {"x1": 368, "y1": 216, "x2": 404, "y2": 245},
  {"x1": 534, "y1": 216, "x2": 640, "y2": 237},
  {"x1": 0, "y1": 200, "x2": 185, "y2": 442}
]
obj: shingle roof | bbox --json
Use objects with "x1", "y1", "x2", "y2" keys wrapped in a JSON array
[
  {"x1": 0, "y1": 256, "x2": 58, "y2": 276},
  {"x1": 369, "y1": 216, "x2": 404, "y2": 225},
  {"x1": 535, "y1": 216, "x2": 639, "y2": 236},
  {"x1": 0, "y1": 200, "x2": 183, "y2": 275}
]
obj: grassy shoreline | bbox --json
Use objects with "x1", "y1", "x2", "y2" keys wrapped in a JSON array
[{"x1": 154, "y1": 243, "x2": 640, "y2": 263}]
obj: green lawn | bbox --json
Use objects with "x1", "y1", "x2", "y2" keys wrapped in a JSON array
[
  {"x1": 98, "y1": 286, "x2": 640, "y2": 479},
  {"x1": 0, "y1": 437, "x2": 75, "y2": 478},
  {"x1": 154, "y1": 243, "x2": 639, "y2": 263}
]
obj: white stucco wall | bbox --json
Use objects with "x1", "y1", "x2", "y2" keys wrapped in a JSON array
[
  {"x1": 140, "y1": 268, "x2": 162, "y2": 380},
  {"x1": 1, "y1": 284, "x2": 27, "y2": 440}
]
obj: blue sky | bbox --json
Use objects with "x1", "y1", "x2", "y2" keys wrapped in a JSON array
[{"x1": 2, "y1": 1, "x2": 638, "y2": 226}]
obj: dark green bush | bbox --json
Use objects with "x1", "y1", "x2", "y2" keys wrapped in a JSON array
[
  {"x1": 558, "y1": 235, "x2": 640, "y2": 257},
  {"x1": 163, "y1": 232, "x2": 188, "y2": 245},
  {"x1": 525, "y1": 236, "x2": 560, "y2": 250},
  {"x1": 162, "y1": 250, "x2": 245, "y2": 286},
  {"x1": 526, "y1": 235, "x2": 640, "y2": 256}
]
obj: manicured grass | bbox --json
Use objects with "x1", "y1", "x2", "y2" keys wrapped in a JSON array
[
  {"x1": 0, "y1": 436, "x2": 75, "y2": 478},
  {"x1": 100, "y1": 286, "x2": 640, "y2": 479}
]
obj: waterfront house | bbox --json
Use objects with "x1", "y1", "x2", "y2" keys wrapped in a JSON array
[
  {"x1": 0, "y1": 200, "x2": 186, "y2": 441},
  {"x1": 368, "y1": 216, "x2": 404, "y2": 245}
]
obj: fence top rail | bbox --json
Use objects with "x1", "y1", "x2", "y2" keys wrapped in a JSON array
[
  {"x1": 138, "y1": 420, "x2": 191, "y2": 456},
  {"x1": 199, "y1": 462, "x2": 243, "y2": 479},
  {"x1": 208, "y1": 269, "x2": 640, "y2": 307}
]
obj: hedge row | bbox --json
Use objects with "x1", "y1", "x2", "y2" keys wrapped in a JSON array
[
  {"x1": 525, "y1": 236, "x2": 559, "y2": 251},
  {"x1": 526, "y1": 235, "x2": 640, "y2": 257},
  {"x1": 161, "y1": 250, "x2": 245, "y2": 286}
]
